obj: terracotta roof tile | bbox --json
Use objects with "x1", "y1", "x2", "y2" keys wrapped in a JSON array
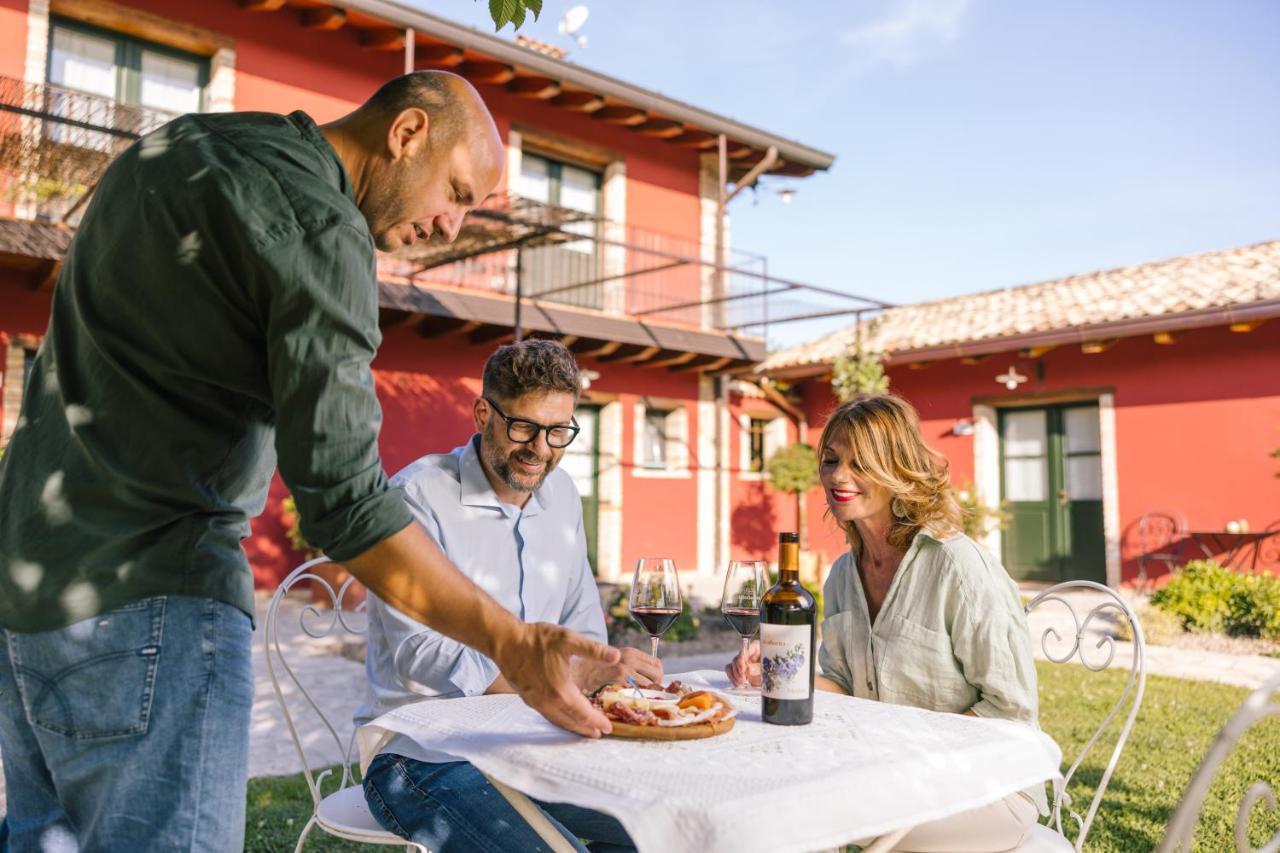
[{"x1": 764, "y1": 239, "x2": 1280, "y2": 372}]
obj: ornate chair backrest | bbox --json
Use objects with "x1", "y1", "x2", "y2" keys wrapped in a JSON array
[
  {"x1": 1251, "y1": 519, "x2": 1280, "y2": 573},
  {"x1": 1137, "y1": 510, "x2": 1188, "y2": 579},
  {"x1": 1025, "y1": 580, "x2": 1148, "y2": 850},
  {"x1": 264, "y1": 557, "x2": 368, "y2": 810},
  {"x1": 1156, "y1": 671, "x2": 1280, "y2": 853}
]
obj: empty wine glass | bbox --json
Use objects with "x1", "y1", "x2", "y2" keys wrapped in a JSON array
[
  {"x1": 628, "y1": 558, "x2": 682, "y2": 658},
  {"x1": 721, "y1": 560, "x2": 766, "y2": 692}
]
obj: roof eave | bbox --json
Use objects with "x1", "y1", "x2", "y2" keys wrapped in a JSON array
[
  {"x1": 341, "y1": 0, "x2": 835, "y2": 172},
  {"x1": 761, "y1": 297, "x2": 1280, "y2": 378}
]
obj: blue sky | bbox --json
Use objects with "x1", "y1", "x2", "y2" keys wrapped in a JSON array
[{"x1": 411, "y1": 1, "x2": 1280, "y2": 339}]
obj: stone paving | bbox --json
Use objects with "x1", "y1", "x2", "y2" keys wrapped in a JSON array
[{"x1": 1, "y1": 586, "x2": 1276, "y2": 814}]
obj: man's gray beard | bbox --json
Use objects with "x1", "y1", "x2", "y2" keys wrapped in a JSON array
[{"x1": 482, "y1": 424, "x2": 554, "y2": 494}]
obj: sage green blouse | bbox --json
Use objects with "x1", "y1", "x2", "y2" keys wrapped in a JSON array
[{"x1": 818, "y1": 530, "x2": 1049, "y2": 812}]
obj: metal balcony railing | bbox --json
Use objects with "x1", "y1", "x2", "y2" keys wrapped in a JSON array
[
  {"x1": 0, "y1": 74, "x2": 175, "y2": 223},
  {"x1": 0, "y1": 74, "x2": 886, "y2": 339}
]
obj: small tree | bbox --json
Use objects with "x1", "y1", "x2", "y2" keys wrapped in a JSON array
[
  {"x1": 766, "y1": 442, "x2": 820, "y2": 549},
  {"x1": 951, "y1": 484, "x2": 1010, "y2": 540},
  {"x1": 831, "y1": 317, "x2": 889, "y2": 402}
]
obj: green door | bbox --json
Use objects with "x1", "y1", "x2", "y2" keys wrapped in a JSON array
[
  {"x1": 562, "y1": 404, "x2": 600, "y2": 574},
  {"x1": 1000, "y1": 403, "x2": 1105, "y2": 583}
]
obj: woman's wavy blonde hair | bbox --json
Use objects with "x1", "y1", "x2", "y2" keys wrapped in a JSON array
[{"x1": 818, "y1": 394, "x2": 962, "y2": 556}]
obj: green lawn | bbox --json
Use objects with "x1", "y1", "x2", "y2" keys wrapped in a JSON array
[{"x1": 245, "y1": 662, "x2": 1279, "y2": 851}]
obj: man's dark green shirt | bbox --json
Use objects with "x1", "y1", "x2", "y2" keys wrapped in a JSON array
[{"x1": 0, "y1": 111, "x2": 413, "y2": 632}]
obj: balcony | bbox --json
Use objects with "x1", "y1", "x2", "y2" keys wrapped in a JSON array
[{"x1": 0, "y1": 74, "x2": 887, "y2": 370}]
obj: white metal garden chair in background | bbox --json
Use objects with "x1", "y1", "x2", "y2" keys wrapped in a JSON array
[
  {"x1": 267, "y1": 557, "x2": 575, "y2": 853},
  {"x1": 265, "y1": 557, "x2": 427, "y2": 852},
  {"x1": 1015, "y1": 580, "x2": 1148, "y2": 852},
  {"x1": 1156, "y1": 670, "x2": 1280, "y2": 853}
]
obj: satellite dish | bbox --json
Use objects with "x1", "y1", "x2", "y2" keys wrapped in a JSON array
[{"x1": 559, "y1": 5, "x2": 589, "y2": 35}]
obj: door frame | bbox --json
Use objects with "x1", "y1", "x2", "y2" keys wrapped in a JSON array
[
  {"x1": 570, "y1": 403, "x2": 602, "y2": 575},
  {"x1": 973, "y1": 388, "x2": 1120, "y2": 587}
]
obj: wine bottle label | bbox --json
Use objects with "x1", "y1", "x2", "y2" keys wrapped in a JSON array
[{"x1": 759, "y1": 623, "x2": 811, "y2": 700}]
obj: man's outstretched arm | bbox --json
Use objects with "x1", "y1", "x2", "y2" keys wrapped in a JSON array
[{"x1": 343, "y1": 523, "x2": 619, "y2": 737}]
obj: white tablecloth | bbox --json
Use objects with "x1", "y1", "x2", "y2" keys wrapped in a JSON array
[{"x1": 357, "y1": 671, "x2": 1061, "y2": 853}]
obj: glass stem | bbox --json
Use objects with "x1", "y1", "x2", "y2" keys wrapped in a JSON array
[
  {"x1": 740, "y1": 637, "x2": 750, "y2": 685},
  {"x1": 649, "y1": 635, "x2": 660, "y2": 658}
]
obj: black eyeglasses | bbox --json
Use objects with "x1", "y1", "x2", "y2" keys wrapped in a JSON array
[{"x1": 484, "y1": 397, "x2": 580, "y2": 448}]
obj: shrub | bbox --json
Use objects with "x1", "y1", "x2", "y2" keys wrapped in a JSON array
[
  {"x1": 951, "y1": 484, "x2": 1011, "y2": 540},
  {"x1": 1113, "y1": 602, "x2": 1185, "y2": 645},
  {"x1": 1151, "y1": 560, "x2": 1280, "y2": 639},
  {"x1": 1151, "y1": 560, "x2": 1241, "y2": 633},
  {"x1": 1225, "y1": 574, "x2": 1280, "y2": 641}
]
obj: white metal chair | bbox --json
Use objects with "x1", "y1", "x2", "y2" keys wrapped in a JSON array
[
  {"x1": 267, "y1": 557, "x2": 576, "y2": 853},
  {"x1": 1016, "y1": 580, "x2": 1148, "y2": 852},
  {"x1": 1156, "y1": 670, "x2": 1280, "y2": 853},
  {"x1": 265, "y1": 557, "x2": 427, "y2": 852}
]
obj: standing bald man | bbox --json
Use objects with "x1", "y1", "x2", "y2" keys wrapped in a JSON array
[{"x1": 0, "y1": 71, "x2": 616, "y2": 852}]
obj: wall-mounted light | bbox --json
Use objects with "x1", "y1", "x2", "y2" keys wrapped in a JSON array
[
  {"x1": 579, "y1": 369, "x2": 600, "y2": 391},
  {"x1": 951, "y1": 418, "x2": 975, "y2": 436},
  {"x1": 995, "y1": 366, "x2": 1028, "y2": 391},
  {"x1": 778, "y1": 188, "x2": 795, "y2": 204}
]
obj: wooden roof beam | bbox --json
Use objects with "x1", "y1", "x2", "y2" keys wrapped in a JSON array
[
  {"x1": 647, "y1": 351, "x2": 698, "y2": 369},
  {"x1": 674, "y1": 355, "x2": 733, "y2": 373},
  {"x1": 592, "y1": 106, "x2": 647, "y2": 126},
  {"x1": 572, "y1": 340, "x2": 622, "y2": 359},
  {"x1": 417, "y1": 43, "x2": 465, "y2": 67},
  {"x1": 300, "y1": 6, "x2": 346, "y2": 30},
  {"x1": 635, "y1": 119, "x2": 683, "y2": 139},
  {"x1": 550, "y1": 91, "x2": 605, "y2": 112},
  {"x1": 359, "y1": 27, "x2": 405, "y2": 51},
  {"x1": 1153, "y1": 331, "x2": 1179, "y2": 345},
  {"x1": 507, "y1": 76, "x2": 560, "y2": 99},
  {"x1": 457, "y1": 61, "x2": 515, "y2": 85},
  {"x1": 239, "y1": 0, "x2": 286, "y2": 10},
  {"x1": 1081, "y1": 339, "x2": 1117, "y2": 354}
]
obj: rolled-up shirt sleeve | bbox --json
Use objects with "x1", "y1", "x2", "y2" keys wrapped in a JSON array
[
  {"x1": 952, "y1": 573, "x2": 1039, "y2": 723},
  {"x1": 371, "y1": 476, "x2": 499, "y2": 698},
  {"x1": 263, "y1": 223, "x2": 412, "y2": 561}
]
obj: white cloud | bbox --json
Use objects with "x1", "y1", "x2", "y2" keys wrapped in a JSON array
[{"x1": 840, "y1": 0, "x2": 971, "y2": 66}]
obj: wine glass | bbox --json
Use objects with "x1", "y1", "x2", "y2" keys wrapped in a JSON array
[
  {"x1": 721, "y1": 560, "x2": 766, "y2": 693},
  {"x1": 628, "y1": 558, "x2": 682, "y2": 658}
]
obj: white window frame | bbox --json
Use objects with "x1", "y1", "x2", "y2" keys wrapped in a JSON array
[
  {"x1": 738, "y1": 413, "x2": 786, "y2": 481},
  {"x1": 633, "y1": 400, "x2": 690, "y2": 478}
]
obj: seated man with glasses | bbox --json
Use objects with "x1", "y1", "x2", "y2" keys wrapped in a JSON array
[{"x1": 359, "y1": 339, "x2": 653, "y2": 853}]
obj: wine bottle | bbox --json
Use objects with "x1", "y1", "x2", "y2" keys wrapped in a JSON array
[{"x1": 760, "y1": 532, "x2": 816, "y2": 725}]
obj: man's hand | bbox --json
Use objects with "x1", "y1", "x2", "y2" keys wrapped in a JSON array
[
  {"x1": 491, "y1": 621, "x2": 622, "y2": 738},
  {"x1": 725, "y1": 640, "x2": 761, "y2": 688},
  {"x1": 572, "y1": 647, "x2": 664, "y2": 693}
]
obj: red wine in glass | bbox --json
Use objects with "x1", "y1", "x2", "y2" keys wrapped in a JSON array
[
  {"x1": 721, "y1": 607, "x2": 761, "y2": 639},
  {"x1": 629, "y1": 558, "x2": 682, "y2": 657},
  {"x1": 721, "y1": 559, "x2": 767, "y2": 692}
]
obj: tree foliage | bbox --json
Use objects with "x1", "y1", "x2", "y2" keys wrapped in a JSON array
[
  {"x1": 831, "y1": 350, "x2": 889, "y2": 401},
  {"x1": 483, "y1": 0, "x2": 542, "y2": 31},
  {"x1": 766, "y1": 442, "x2": 819, "y2": 495}
]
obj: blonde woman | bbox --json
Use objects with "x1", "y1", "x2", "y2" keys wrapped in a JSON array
[{"x1": 728, "y1": 394, "x2": 1045, "y2": 852}]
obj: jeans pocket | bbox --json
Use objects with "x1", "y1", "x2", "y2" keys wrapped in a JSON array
[{"x1": 10, "y1": 597, "x2": 165, "y2": 739}]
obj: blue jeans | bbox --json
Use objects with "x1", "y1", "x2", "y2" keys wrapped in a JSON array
[
  {"x1": 365, "y1": 753, "x2": 637, "y2": 853},
  {"x1": 0, "y1": 595, "x2": 253, "y2": 852}
]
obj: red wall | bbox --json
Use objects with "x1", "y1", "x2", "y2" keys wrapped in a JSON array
[
  {"x1": 793, "y1": 325, "x2": 1280, "y2": 583},
  {"x1": 0, "y1": 0, "x2": 25, "y2": 82}
]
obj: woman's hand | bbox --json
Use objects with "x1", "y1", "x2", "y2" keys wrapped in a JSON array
[{"x1": 725, "y1": 640, "x2": 761, "y2": 688}]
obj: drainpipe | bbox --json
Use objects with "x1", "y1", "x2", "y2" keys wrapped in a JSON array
[
  {"x1": 741, "y1": 375, "x2": 811, "y2": 549},
  {"x1": 404, "y1": 28, "x2": 415, "y2": 74}
]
